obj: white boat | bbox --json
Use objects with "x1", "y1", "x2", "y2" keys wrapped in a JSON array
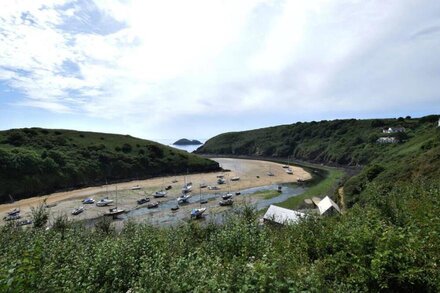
[
  {"x1": 18, "y1": 219, "x2": 32, "y2": 226},
  {"x1": 230, "y1": 176, "x2": 240, "y2": 181},
  {"x1": 104, "y1": 186, "x2": 124, "y2": 218},
  {"x1": 267, "y1": 171, "x2": 274, "y2": 176},
  {"x1": 177, "y1": 193, "x2": 191, "y2": 204},
  {"x1": 153, "y1": 190, "x2": 167, "y2": 198},
  {"x1": 191, "y1": 208, "x2": 206, "y2": 219},
  {"x1": 222, "y1": 193, "x2": 233, "y2": 200},
  {"x1": 182, "y1": 182, "x2": 192, "y2": 193},
  {"x1": 208, "y1": 186, "x2": 220, "y2": 190},
  {"x1": 72, "y1": 206, "x2": 84, "y2": 215},
  {"x1": 219, "y1": 199, "x2": 233, "y2": 206},
  {"x1": 96, "y1": 198, "x2": 114, "y2": 207},
  {"x1": 147, "y1": 202, "x2": 159, "y2": 209},
  {"x1": 286, "y1": 168, "x2": 293, "y2": 175},
  {"x1": 131, "y1": 185, "x2": 141, "y2": 190},
  {"x1": 104, "y1": 207, "x2": 125, "y2": 217}
]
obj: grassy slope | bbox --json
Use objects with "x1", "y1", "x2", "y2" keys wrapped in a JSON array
[
  {"x1": 197, "y1": 116, "x2": 440, "y2": 206},
  {"x1": 0, "y1": 128, "x2": 220, "y2": 203},
  {"x1": 277, "y1": 167, "x2": 344, "y2": 209},
  {"x1": 197, "y1": 117, "x2": 428, "y2": 166}
]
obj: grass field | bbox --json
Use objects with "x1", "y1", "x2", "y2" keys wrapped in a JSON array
[{"x1": 277, "y1": 167, "x2": 344, "y2": 209}]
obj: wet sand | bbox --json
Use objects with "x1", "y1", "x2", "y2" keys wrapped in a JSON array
[{"x1": 0, "y1": 158, "x2": 311, "y2": 224}]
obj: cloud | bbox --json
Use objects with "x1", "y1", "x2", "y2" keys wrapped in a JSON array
[{"x1": 0, "y1": 0, "x2": 439, "y2": 138}]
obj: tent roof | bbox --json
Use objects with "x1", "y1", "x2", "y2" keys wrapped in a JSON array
[
  {"x1": 317, "y1": 196, "x2": 341, "y2": 215},
  {"x1": 263, "y1": 205, "x2": 305, "y2": 224}
]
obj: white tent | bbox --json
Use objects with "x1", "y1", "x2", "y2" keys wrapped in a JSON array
[
  {"x1": 263, "y1": 205, "x2": 305, "y2": 225},
  {"x1": 317, "y1": 196, "x2": 341, "y2": 215}
]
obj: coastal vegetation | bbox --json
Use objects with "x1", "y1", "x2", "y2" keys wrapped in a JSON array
[
  {"x1": 278, "y1": 167, "x2": 344, "y2": 210},
  {"x1": 1, "y1": 116, "x2": 439, "y2": 291},
  {"x1": 0, "y1": 128, "x2": 219, "y2": 203},
  {"x1": 1, "y1": 181, "x2": 439, "y2": 291},
  {"x1": 197, "y1": 115, "x2": 440, "y2": 205}
]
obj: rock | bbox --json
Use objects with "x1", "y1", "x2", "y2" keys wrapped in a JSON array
[{"x1": 173, "y1": 138, "x2": 202, "y2": 145}]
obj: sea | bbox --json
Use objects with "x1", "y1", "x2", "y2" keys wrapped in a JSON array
[{"x1": 155, "y1": 139, "x2": 206, "y2": 153}]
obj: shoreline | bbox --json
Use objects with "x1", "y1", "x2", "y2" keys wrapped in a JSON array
[{"x1": 0, "y1": 158, "x2": 312, "y2": 224}]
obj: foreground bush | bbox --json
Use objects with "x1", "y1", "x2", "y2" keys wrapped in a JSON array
[{"x1": 0, "y1": 183, "x2": 439, "y2": 292}]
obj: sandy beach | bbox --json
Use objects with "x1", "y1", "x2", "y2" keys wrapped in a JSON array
[{"x1": 0, "y1": 158, "x2": 311, "y2": 224}]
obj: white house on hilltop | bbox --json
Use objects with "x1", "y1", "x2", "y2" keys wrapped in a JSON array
[{"x1": 382, "y1": 127, "x2": 405, "y2": 134}]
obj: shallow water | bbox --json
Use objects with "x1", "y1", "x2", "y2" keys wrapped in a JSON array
[{"x1": 107, "y1": 183, "x2": 306, "y2": 226}]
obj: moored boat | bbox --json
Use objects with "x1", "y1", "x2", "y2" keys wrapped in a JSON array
[
  {"x1": 219, "y1": 199, "x2": 233, "y2": 206},
  {"x1": 104, "y1": 207, "x2": 125, "y2": 217},
  {"x1": 177, "y1": 193, "x2": 191, "y2": 204},
  {"x1": 4, "y1": 214, "x2": 21, "y2": 221},
  {"x1": 217, "y1": 178, "x2": 226, "y2": 184},
  {"x1": 7, "y1": 208, "x2": 20, "y2": 216},
  {"x1": 222, "y1": 193, "x2": 233, "y2": 200},
  {"x1": 82, "y1": 198, "x2": 95, "y2": 204},
  {"x1": 72, "y1": 206, "x2": 85, "y2": 215},
  {"x1": 137, "y1": 197, "x2": 150, "y2": 205},
  {"x1": 182, "y1": 182, "x2": 192, "y2": 193},
  {"x1": 147, "y1": 202, "x2": 159, "y2": 209},
  {"x1": 153, "y1": 190, "x2": 167, "y2": 198},
  {"x1": 230, "y1": 176, "x2": 240, "y2": 181},
  {"x1": 208, "y1": 186, "x2": 220, "y2": 190},
  {"x1": 17, "y1": 219, "x2": 32, "y2": 226},
  {"x1": 191, "y1": 208, "x2": 206, "y2": 219},
  {"x1": 96, "y1": 198, "x2": 114, "y2": 207}
]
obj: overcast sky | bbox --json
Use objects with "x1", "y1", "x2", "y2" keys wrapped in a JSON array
[{"x1": 0, "y1": 0, "x2": 439, "y2": 140}]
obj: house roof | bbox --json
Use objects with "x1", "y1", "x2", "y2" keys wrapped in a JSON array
[
  {"x1": 317, "y1": 196, "x2": 341, "y2": 215},
  {"x1": 263, "y1": 205, "x2": 305, "y2": 224}
]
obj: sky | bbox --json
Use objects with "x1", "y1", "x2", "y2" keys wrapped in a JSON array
[{"x1": 0, "y1": 0, "x2": 439, "y2": 141}]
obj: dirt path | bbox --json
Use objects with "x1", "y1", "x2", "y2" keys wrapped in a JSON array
[
  {"x1": 1, "y1": 158, "x2": 311, "y2": 223},
  {"x1": 338, "y1": 187, "x2": 346, "y2": 211}
]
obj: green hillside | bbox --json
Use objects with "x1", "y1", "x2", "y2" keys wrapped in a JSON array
[
  {"x1": 197, "y1": 115, "x2": 440, "y2": 205},
  {"x1": 0, "y1": 128, "x2": 220, "y2": 203}
]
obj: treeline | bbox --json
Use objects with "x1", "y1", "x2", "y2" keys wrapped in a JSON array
[
  {"x1": 196, "y1": 115, "x2": 438, "y2": 166},
  {"x1": 1, "y1": 181, "x2": 439, "y2": 291},
  {"x1": 0, "y1": 128, "x2": 220, "y2": 203},
  {"x1": 196, "y1": 115, "x2": 440, "y2": 206}
]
